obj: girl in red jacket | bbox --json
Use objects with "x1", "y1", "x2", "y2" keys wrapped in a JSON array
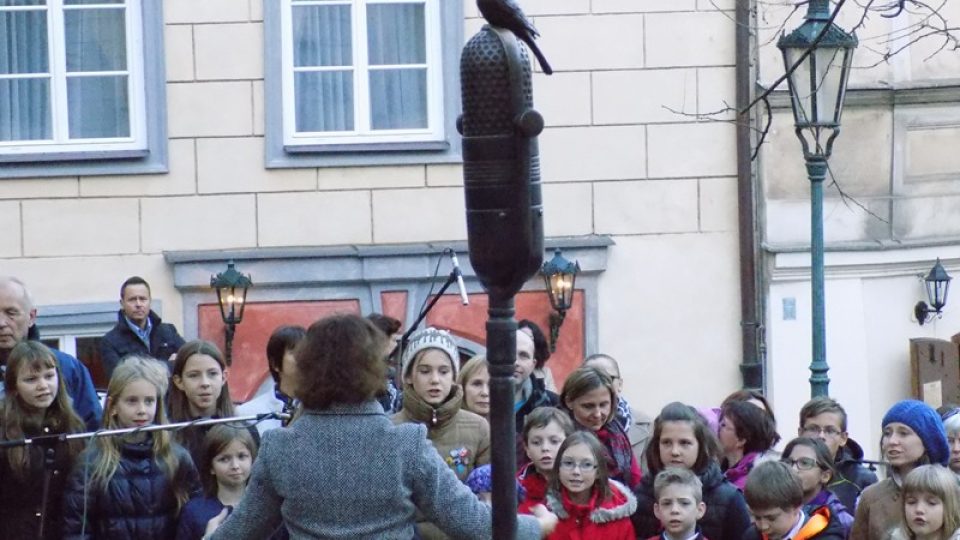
[{"x1": 545, "y1": 431, "x2": 637, "y2": 540}]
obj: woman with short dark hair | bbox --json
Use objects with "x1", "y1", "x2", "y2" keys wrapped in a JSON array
[
  {"x1": 206, "y1": 314, "x2": 557, "y2": 540},
  {"x1": 717, "y1": 400, "x2": 780, "y2": 490}
]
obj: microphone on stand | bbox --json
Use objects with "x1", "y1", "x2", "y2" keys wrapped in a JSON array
[{"x1": 449, "y1": 251, "x2": 470, "y2": 306}]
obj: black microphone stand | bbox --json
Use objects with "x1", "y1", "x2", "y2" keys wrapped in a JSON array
[
  {"x1": 0, "y1": 413, "x2": 288, "y2": 540},
  {"x1": 398, "y1": 252, "x2": 462, "y2": 363}
]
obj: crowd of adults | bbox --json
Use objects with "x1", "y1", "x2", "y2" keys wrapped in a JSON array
[{"x1": 1, "y1": 274, "x2": 959, "y2": 540}]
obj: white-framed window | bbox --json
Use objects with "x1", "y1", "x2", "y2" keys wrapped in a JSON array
[
  {"x1": 279, "y1": 0, "x2": 446, "y2": 149},
  {"x1": 0, "y1": 0, "x2": 147, "y2": 159}
]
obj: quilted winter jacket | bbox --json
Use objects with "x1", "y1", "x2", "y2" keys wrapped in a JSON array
[
  {"x1": 100, "y1": 310, "x2": 185, "y2": 378},
  {"x1": 545, "y1": 479, "x2": 637, "y2": 540},
  {"x1": 62, "y1": 436, "x2": 201, "y2": 540},
  {"x1": 393, "y1": 385, "x2": 491, "y2": 540},
  {"x1": 392, "y1": 385, "x2": 490, "y2": 481},
  {"x1": 632, "y1": 461, "x2": 752, "y2": 540}
]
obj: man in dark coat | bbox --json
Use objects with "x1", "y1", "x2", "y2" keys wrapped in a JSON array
[
  {"x1": 100, "y1": 276, "x2": 185, "y2": 378},
  {"x1": 0, "y1": 276, "x2": 102, "y2": 431},
  {"x1": 514, "y1": 328, "x2": 558, "y2": 467}
]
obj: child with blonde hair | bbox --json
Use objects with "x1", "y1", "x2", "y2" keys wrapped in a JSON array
[
  {"x1": 888, "y1": 465, "x2": 960, "y2": 540},
  {"x1": 62, "y1": 356, "x2": 200, "y2": 539}
]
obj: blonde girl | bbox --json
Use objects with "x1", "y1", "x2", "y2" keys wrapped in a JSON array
[
  {"x1": 888, "y1": 465, "x2": 960, "y2": 540},
  {"x1": 545, "y1": 431, "x2": 636, "y2": 540},
  {"x1": 175, "y1": 426, "x2": 258, "y2": 540},
  {"x1": 0, "y1": 341, "x2": 86, "y2": 540},
  {"x1": 168, "y1": 340, "x2": 259, "y2": 467},
  {"x1": 62, "y1": 356, "x2": 200, "y2": 540}
]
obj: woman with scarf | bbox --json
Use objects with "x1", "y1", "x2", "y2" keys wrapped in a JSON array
[{"x1": 559, "y1": 366, "x2": 640, "y2": 490}]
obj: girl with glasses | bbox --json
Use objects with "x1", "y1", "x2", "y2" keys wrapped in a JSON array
[
  {"x1": 545, "y1": 431, "x2": 636, "y2": 539},
  {"x1": 780, "y1": 437, "x2": 854, "y2": 536}
]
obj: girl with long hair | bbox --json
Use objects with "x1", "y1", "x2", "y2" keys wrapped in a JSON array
[
  {"x1": 62, "y1": 356, "x2": 201, "y2": 539},
  {"x1": 175, "y1": 426, "x2": 258, "y2": 540},
  {"x1": 544, "y1": 431, "x2": 636, "y2": 539},
  {"x1": 168, "y1": 340, "x2": 259, "y2": 467},
  {"x1": 888, "y1": 464, "x2": 960, "y2": 540},
  {"x1": 632, "y1": 402, "x2": 752, "y2": 540},
  {"x1": 0, "y1": 341, "x2": 86, "y2": 539}
]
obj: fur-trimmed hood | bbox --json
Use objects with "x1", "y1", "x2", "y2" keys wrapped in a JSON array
[{"x1": 546, "y1": 479, "x2": 637, "y2": 524}]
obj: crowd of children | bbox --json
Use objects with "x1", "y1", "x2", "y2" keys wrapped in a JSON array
[{"x1": 1, "y1": 317, "x2": 960, "y2": 540}]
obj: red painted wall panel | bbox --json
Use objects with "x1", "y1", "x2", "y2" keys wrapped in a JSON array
[
  {"x1": 201, "y1": 291, "x2": 585, "y2": 403},
  {"x1": 198, "y1": 300, "x2": 360, "y2": 402},
  {"x1": 425, "y1": 290, "x2": 584, "y2": 389}
]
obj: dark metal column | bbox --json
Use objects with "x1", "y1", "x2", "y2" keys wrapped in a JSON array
[{"x1": 459, "y1": 24, "x2": 545, "y2": 539}]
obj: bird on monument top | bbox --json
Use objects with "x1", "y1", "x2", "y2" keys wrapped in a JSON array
[{"x1": 477, "y1": 0, "x2": 553, "y2": 75}]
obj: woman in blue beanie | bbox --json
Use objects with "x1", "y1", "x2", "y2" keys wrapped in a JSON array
[{"x1": 850, "y1": 399, "x2": 950, "y2": 540}]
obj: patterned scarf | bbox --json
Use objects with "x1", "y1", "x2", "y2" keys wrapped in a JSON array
[{"x1": 596, "y1": 423, "x2": 636, "y2": 488}]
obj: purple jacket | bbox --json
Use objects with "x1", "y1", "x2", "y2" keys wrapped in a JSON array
[{"x1": 806, "y1": 488, "x2": 855, "y2": 537}]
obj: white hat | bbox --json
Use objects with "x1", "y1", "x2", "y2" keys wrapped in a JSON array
[{"x1": 401, "y1": 327, "x2": 460, "y2": 379}]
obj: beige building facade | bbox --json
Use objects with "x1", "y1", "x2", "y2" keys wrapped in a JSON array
[{"x1": 1, "y1": 0, "x2": 957, "y2": 456}]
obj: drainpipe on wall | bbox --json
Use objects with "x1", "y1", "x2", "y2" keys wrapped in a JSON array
[{"x1": 736, "y1": 0, "x2": 764, "y2": 391}]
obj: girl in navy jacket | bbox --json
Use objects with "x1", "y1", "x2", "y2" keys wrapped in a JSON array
[
  {"x1": 176, "y1": 425, "x2": 258, "y2": 540},
  {"x1": 62, "y1": 356, "x2": 200, "y2": 540}
]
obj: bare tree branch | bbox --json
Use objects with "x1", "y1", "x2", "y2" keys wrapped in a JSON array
[
  {"x1": 826, "y1": 162, "x2": 891, "y2": 224},
  {"x1": 741, "y1": 0, "x2": 851, "y2": 115}
]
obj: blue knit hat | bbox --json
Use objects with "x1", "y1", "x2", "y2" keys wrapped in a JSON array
[{"x1": 881, "y1": 399, "x2": 950, "y2": 466}]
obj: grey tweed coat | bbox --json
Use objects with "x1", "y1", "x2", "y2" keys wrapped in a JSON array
[{"x1": 210, "y1": 400, "x2": 542, "y2": 540}]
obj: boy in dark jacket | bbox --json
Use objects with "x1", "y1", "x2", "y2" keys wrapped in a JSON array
[
  {"x1": 742, "y1": 462, "x2": 845, "y2": 540},
  {"x1": 797, "y1": 397, "x2": 878, "y2": 512}
]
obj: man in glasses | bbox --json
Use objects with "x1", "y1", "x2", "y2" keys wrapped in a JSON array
[{"x1": 797, "y1": 397, "x2": 878, "y2": 512}]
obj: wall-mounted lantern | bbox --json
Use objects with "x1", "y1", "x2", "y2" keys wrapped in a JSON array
[
  {"x1": 541, "y1": 249, "x2": 580, "y2": 352},
  {"x1": 915, "y1": 258, "x2": 951, "y2": 326},
  {"x1": 210, "y1": 260, "x2": 253, "y2": 365}
]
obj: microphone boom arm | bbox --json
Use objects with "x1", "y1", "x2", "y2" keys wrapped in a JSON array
[{"x1": 0, "y1": 413, "x2": 290, "y2": 449}]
